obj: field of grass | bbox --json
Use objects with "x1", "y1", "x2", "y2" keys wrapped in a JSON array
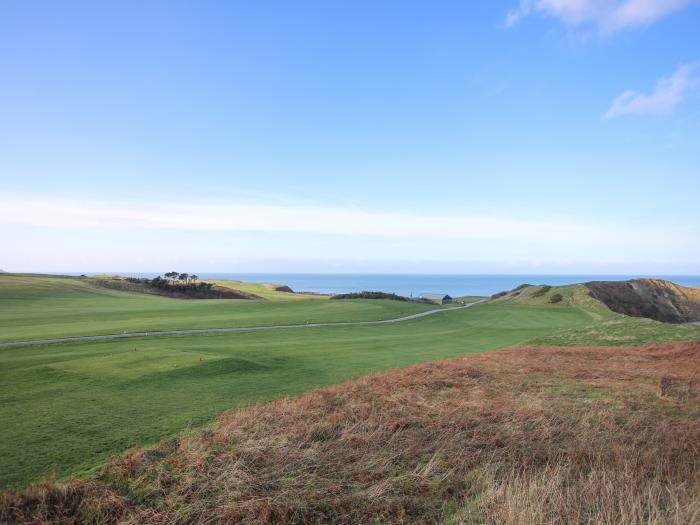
[
  {"x1": 454, "y1": 295, "x2": 486, "y2": 303},
  {"x1": 0, "y1": 301, "x2": 596, "y2": 490},
  {"x1": 0, "y1": 274, "x2": 437, "y2": 342},
  {"x1": 533, "y1": 315, "x2": 700, "y2": 345},
  {"x1": 2, "y1": 273, "x2": 699, "y2": 497},
  {"x1": 5, "y1": 342, "x2": 698, "y2": 524}
]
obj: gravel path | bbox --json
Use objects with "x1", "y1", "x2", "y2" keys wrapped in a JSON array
[{"x1": 0, "y1": 301, "x2": 485, "y2": 348}]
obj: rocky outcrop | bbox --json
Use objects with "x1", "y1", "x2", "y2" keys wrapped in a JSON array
[{"x1": 585, "y1": 279, "x2": 700, "y2": 324}]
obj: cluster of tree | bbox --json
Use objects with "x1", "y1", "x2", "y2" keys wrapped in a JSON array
[
  {"x1": 126, "y1": 273, "x2": 213, "y2": 293},
  {"x1": 331, "y1": 291, "x2": 409, "y2": 302},
  {"x1": 163, "y1": 271, "x2": 199, "y2": 285}
]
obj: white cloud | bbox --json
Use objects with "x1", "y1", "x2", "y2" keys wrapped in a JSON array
[
  {"x1": 506, "y1": 0, "x2": 696, "y2": 31},
  {"x1": 1, "y1": 194, "x2": 696, "y2": 272},
  {"x1": 0, "y1": 193, "x2": 681, "y2": 246},
  {"x1": 604, "y1": 62, "x2": 699, "y2": 118}
]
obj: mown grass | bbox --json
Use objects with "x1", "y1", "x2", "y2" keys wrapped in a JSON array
[
  {"x1": 0, "y1": 302, "x2": 595, "y2": 490},
  {"x1": 0, "y1": 274, "x2": 436, "y2": 342}
]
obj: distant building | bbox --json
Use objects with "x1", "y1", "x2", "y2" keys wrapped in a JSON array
[{"x1": 420, "y1": 293, "x2": 453, "y2": 304}]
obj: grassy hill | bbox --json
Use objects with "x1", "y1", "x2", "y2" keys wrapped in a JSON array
[
  {"x1": 0, "y1": 273, "x2": 436, "y2": 342},
  {"x1": 491, "y1": 282, "x2": 700, "y2": 345},
  {"x1": 490, "y1": 282, "x2": 610, "y2": 316},
  {"x1": 209, "y1": 279, "x2": 316, "y2": 300}
]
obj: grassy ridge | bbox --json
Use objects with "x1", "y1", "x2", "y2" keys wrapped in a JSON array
[
  {"x1": 493, "y1": 282, "x2": 700, "y2": 345},
  {"x1": 491, "y1": 282, "x2": 612, "y2": 318},
  {"x1": 0, "y1": 274, "x2": 436, "y2": 342},
  {"x1": 208, "y1": 279, "x2": 314, "y2": 300},
  {"x1": 0, "y1": 302, "x2": 594, "y2": 489}
]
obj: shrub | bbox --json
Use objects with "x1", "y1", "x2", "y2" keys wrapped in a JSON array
[
  {"x1": 531, "y1": 285, "x2": 552, "y2": 298},
  {"x1": 331, "y1": 291, "x2": 409, "y2": 301},
  {"x1": 549, "y1": 293, "x2": 563, "y2": 304}
]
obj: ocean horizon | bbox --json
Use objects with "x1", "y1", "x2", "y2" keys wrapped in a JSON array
[{"x1": 87, "y1": 273, "x2": 700, "y2": 298}]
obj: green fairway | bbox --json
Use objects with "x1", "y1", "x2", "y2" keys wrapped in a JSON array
[
  {"x1": 0, "y1": 274, "x2": 436, "y2": 342},
  {"x1": 0, "y1": 301, "x2": 595, "y2": 490}
]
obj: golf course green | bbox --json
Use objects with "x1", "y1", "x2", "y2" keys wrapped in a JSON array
[
  {"x1": 0, "y1": 274, "x2": 437, "y2": 343},
  {"x1": 1, "y1": 274, "x2": 697, "y2": 490}
]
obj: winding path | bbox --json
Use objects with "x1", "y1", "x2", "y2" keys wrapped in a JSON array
[{"x1": 0, "y1": 301, "x2": 485, "y2": 348}]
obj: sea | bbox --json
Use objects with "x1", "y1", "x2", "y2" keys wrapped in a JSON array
[{"x1": 178, "y1": 274, "x2": 700, "y2": 298}]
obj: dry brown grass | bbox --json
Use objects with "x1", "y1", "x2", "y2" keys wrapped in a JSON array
[{"x1": 2, "y1": 342, "x2": 699, "y2": 524}]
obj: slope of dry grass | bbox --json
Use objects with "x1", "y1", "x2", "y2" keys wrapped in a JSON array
[{"x1": 3, "y1": 342, "x2": 699, "y2": 524}]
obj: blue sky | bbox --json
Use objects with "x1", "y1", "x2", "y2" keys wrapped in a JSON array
[{"x1": 1, "y1": 1, "x2": 699, "y2": 273}]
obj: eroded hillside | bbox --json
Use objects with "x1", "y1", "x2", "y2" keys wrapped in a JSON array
[
  {"x1": 491, "y1": 279, "x2": 700, "y2": 325},
  {"x1": 585, "y1": 279, "x2": 700, "y2": 323}
]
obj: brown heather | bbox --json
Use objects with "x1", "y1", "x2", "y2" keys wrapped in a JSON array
[{"x1": 2, "y1": 342, "x2": 699, "y2": 524}]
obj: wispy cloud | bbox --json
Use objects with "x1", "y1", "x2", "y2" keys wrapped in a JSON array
[
  {"x1": 506, "y1": 0, "x2": 696, "y2": 32},
  {"x1": 2, "y1": 194, "x2": 696, "y2": 272},
  {"x1": 0, "y1": 193, "x2": 681, "y2": 247},
  {"x1": 604, "y1": 62, "x2": 699, "y2": 119}
]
